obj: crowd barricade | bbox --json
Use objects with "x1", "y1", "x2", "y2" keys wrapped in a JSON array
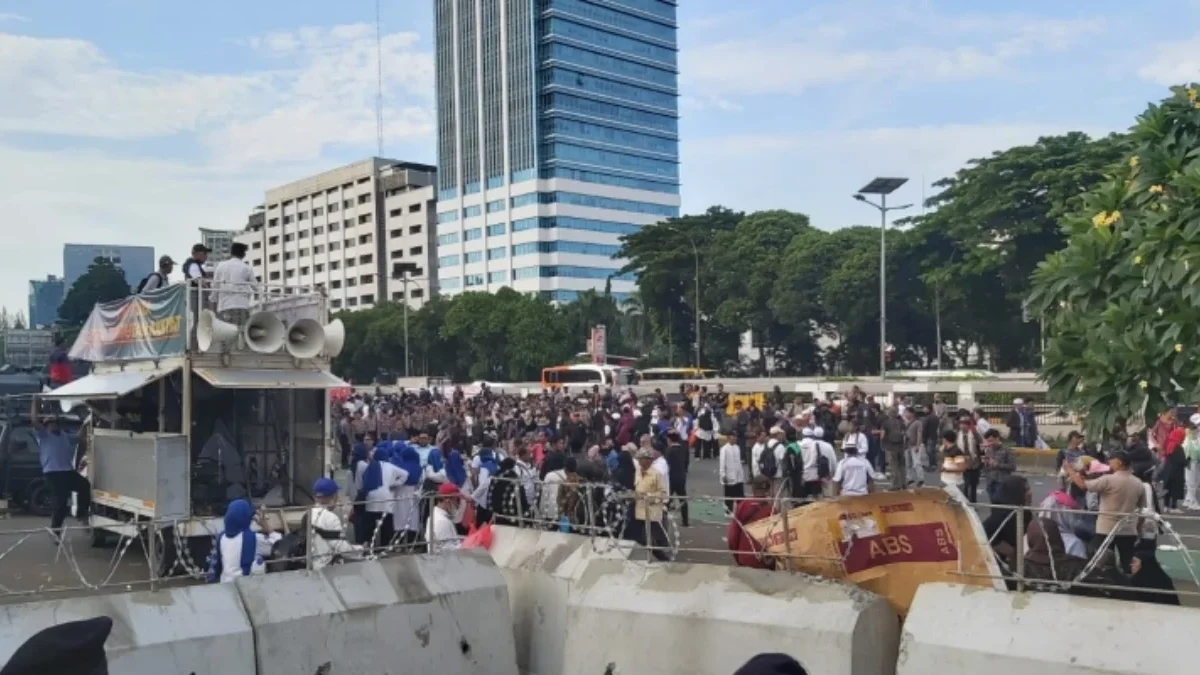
[
  {"x1": 0, "y1": 582, "x2": 255, "y2": 674},
  {"x1": 488, "y1": 525, "x2": 633, "y2": 675},
  {"x1": 900, "y1": 582, "x2": 1199, "y2": 674},
  {"x1": 559, "y1": 559, "x2": 900, "y2": 675},
  {"x1": 235, "y1": 551, "x2": 519, "y2": 675}
]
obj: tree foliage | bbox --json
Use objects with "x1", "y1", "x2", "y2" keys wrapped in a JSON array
[
  {"x1": 1029, "y1": 85, "x2": 1200, "y2": 433},
  {"x1": 58, "y1": 258, "x2": 132, "y2": 326}
]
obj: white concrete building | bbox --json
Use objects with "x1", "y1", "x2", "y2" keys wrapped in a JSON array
[
  {"x1": 235, "y1": 158, "x2": 439, "y2": 312},
  {"x1": 380, "y1": 163, "x2": 437, "y2": 306}
]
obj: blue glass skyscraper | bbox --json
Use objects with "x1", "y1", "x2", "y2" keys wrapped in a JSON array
[{"x1": 433, "y1": 0, "x2": 680, "y2": 302}]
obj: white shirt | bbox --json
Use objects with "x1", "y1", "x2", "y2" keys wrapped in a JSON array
[
  {"x1": 975, "y1": 417, "x2": 992, "y2": 435},
  {"x1": 212, "y1": 257, "x2": 256, "y2": 312},
  {"x1": 183, "y1": 259, "x2": 206, "y2": 280},
  {"x1": 816, "y1": 441, "x2": 838, "y2": 478},
  {"x1": 843, "y1": 432, "x2": 870, "y2": 455},
  {"x1": 308, "y1": 507, "x2": 363, "y2": 571},
  {"x1": 799, "y1": 438, "x2": 820, "y2": 482},
  {"x1": 718, "y1": 443, "x2": 745, "y2": 485},
  {"x1": 141, "y1": 271, "x2": 168, "y2": 292},
  {"x1": 217, "y1": 531, "x2": 276, "y2": 582},
  {"x1": 750, "y1": 442, "x2": 767, "y2": 478},
  {"x1": 834, "y1": 455, "x2": 878, "y2": 496},
  {"x1": 541, "y1": 469, "x2": 567, "y2": 521},
  {"x1": 427, "y1": 505, "x2": 462, "y2": 553},
  {"x1": 651, "y1": 455, "x2": 670, "y2": 486},
  {"x1": 353, "y1": 461, "x2": 406, "y2": 513}
]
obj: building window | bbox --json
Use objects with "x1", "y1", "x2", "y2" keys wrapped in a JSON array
[
  {"x1": 315, "y1": 263, "x2": 324, "y2": 272},
  {"x1": 283, "y1": 234, "x2": 294, "y2": 243},
  {"x1": 285, "y1": 270, "x2": 295, "y2": 278},
  {"x1": 347, "y1": 278, "x2": 358, "y2": 287},
  {"x1": 464, "y1": 228, "x2": 482, "y2": 241},
  {"x1": 358, "y1": 234, "x2": 373, "y2": 245},
  {"x1": 409, "y1": 225, "x2": 422, "y2": 235},
  {"x1": 300, "y1": 266, "x2": 309, "y2": 275},
  {"x1": 361, "y1": 294, "x2": 375, "y2": 304},
  {"x1": 358, "y1": 213, "x2": 372, "y2": 224},
  {"x1": 486, "y1": 223, "x2": 507, "y2": 236},
  {"x1": 314, "y1": 226, "x2": 324, "y2": 235},
  {"x1": 284, "y1": 252, "x2": 295, "y2": 260},
  {"x1": 360, "y1": 274, "x2": 374, "y2": 284},
  {"x1": 463, "y1": 205, "x2": 482, "y2": 218},
  {"x1": 487, "y1": 247, "x2": 506, "y2": 260},
  {"x1": 331, "y1": 298, "x2": 342, "y2": 309},
  {"x1": 357, "y1": 194, "x2": 371, "y2": 205},
  {"x1": 297, "y1": 212, "x2": 308, "y2": 221},
  {"x1": 329, "y1": 203, "x2": 339, "y2": 213},
  {"x1": 343, "y1": 200, "x2": 353, "y2": 209},
  {"x1": 330, "y1": 242, "x2": 341, "y2": 251},
  {"x1": 409, "y1": 246, "x2": 423, "y2": 255},
  {"x1": 485, "y1": 199, "x2": 505, "y2": 213},
  {"x1": 298, "y1": 230, "x2": 309, "y2": 239},
  {"x1": 313, "y1": 206, "x2": 324, "y2": 216},
  {"x1": 346, "y1": 258, "x2": 357, "y2": 268},
  {"x1": 440, "y1": 277, "x2": 461, "y2": 290},
  {"x1": 252, "y1": 258, "x2": 262, "y2": 267},
  {"x1": 465, "y1": 251, "x2": 483, "y2": 264},
  {"x1": 411, "y1": 287, "x2": 424, "y2": 298},
  {"x1": 360, "y1": 254, "x2": 373, "y2": 264},
  {"x1": 331, "y1": 261, "x2": 340, "y2": 270},
  {"x1": 269, "y1": 271, "x2": 281, "y2": 280},
  {"x1": 314, "y1": 245, "x2": 325, "y2": 253},
  {"x1": 252, "y1": 241, "x2": 262, "y2": 249},
  {"x1": 390, "y1": 250, "x2": 404, "y2": 259},
  {"x1": 268, "y1": 218, "x2": 279, "y2": 227},
  {"x1": 488, "y1": 271, "x2": 507, "y2": 283},
  {"x1": 269, "y1": 254, "x2": 280, "y2": 263},
  {"x1": 389, "y1": 208, "x2": 403, "y2": 218},
  {"x1": 511, "y1": 193, "x2": 538, "y2": 208},
  {"x1": 436, "y1": 233, "x2": 460, "y2": 245},
  {"x1": 438, "y1": 255, "x2": 461, "y2": 266},
  {"x1": 465, "y1": 274, "x2": 484, "y2": 287},
  {"x1": 348, "y1": 297, "x2": 359, "y2": 307},
  {"x1": 390, "y1": 229, "x2": 403, "y2": 239},
  {"x1": 331, "y1": 280, "x2": 342, "y2": 289},
  {"x1": 437, "y1": 211, "x2": 459, "y2": 223},
  {"x1": 282, "y1": 215, "x2": 293, "y2": 225},
  {"x1": 268, "y1": 236, "x2": 279, "y2": 245},
  {"x1": 409, "y1": 203, "x2": 421, "y2": 212},
  {"x1": 299, "y1": 248, "x2": 309, "y2": 257}
]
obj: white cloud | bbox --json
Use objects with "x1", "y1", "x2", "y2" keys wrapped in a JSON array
[
  {"x1": 680, "y1": 5, "x2": 1105, "y2": 98},
  {"x1": 0, "y1": 13, "x2": 28, "y2": 22},
  {"x1": 1138, "y1": 34, "x2": 1200, "y2": 85}
]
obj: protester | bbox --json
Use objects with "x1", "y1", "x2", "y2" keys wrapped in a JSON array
[
  {"x1": 981, "y1": 428, "x2": 1016, "y2": 502},
  {"x1": 939, "y1": 429, "x2": 967, "y2": 491},
  {"x1": 833, "y1": 439, "x2": 879, "y2": 497},
  {"x1": 206, "y1": 499, "x2": 277, "y2": 582},
  {"x1": 211, "y1": 242, "x2": 255, "y2": 326},
  {"x1": 1006, "y1": 398, "x2": 1039, "y2": 448},
  {"x1": 882, "y1": 406, "x2": 907, "y2": 491},
  {"x1": 1065, "y1": 450, "x2": 1146, "y2": 574},
  {"x1": 428, "y1": 483, "x2": 465, "y2": 553},
  {"x1": 956, "y1": 415, "x2": 983, "y2": 502},
  {"x1": 665, "y1": 429, "x2": 691, "y2": 526},
  {"x1": 631, "y1": 447, "x2": 670, "y2": 561},
  {"x1": 902, "y1": 407, "x2": 924, "y2": 487},
  {"x1": 718, "y1": 433, "x2": 745, "y2": 514},
  {"x1": 30, "y1": 395, "x2": 90, "y2": 541},
  {"x1": 982, "y1": 475, "x2": 1032, "y2": 571},
  {"x1": 308, "y1": 478, "x2": 362, "y2": 570}
]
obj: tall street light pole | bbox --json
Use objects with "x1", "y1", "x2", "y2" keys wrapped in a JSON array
[
  {"x1": 854, "y1": 177, "x2": 911, "y2": 377},
  {"x1": 391, "y1": 262, "x2": 423, "y2": 378},
  {"x1": 664, "y1": 225, "x2": 701, "y2": 367}
]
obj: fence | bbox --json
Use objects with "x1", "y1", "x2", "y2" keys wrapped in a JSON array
[{"x1": 0, "y1": 475, "x2": 1194, "y2": 606}]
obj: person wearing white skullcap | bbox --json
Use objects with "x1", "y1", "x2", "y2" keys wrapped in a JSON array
[{"x1": 1183, "y1": 413, "x2": 1200, "y2": 510}]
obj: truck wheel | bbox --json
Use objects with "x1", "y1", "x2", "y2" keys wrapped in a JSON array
[
  {"x1": 141, "y1": 527, "x2": 179, "y2": 579},
  {"x1": 27, "y1": 480, "x2": 53, "y2": 517}
]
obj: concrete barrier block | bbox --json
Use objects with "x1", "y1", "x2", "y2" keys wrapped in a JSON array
[
  {"x1": 237, "y1": 551, "x2": 518, "y2": 675},
  {"x1": 0, "y1": 584, "x2": 255, "y2": 674},
  {"x1": 900, "y1": 583, "x2": 1200, "y2": 674},
  {"x1": 489, "y1": 526, "x2": 632, "y2": 675},
  {"x1": 563, "y1": 560, "x2": 899, "y2": 675}
]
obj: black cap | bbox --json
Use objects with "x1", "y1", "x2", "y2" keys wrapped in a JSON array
[
  {"x1": 192, "y1": 243, "x2": 211, "y2": 253},
  {"x1": 733, "y1": 653, "x2": 808, "y2": 675},
  {"x1": 1, "y1": 616, "x2": 112, "y2": 675}
]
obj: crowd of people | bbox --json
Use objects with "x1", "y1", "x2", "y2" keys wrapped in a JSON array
[{"x1": 195, "y1": 382, "x2": 1190, "y2": 606}]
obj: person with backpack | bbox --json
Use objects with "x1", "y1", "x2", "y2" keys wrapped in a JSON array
[
  {"x1": 797, "y1": 427, "x2": 824, "y2": 500},
  {"x1": 882, "y1": 406, "x2": 907, "y2": 491},
  {"x1": 812, "y1": 427, "x2": 837, "y2": 497},
  {"x1": 694, "y1": 403, "x2": 717, "y2": 460},
  {"x1": 137, "y1": 255, "x2": 175, "y2": 293},
  {"x1": 782, "y1": 427, "x2": 805, "y2": 500},
  {"x1": 754, "y1": 426, "x2": 787, "y2": 495}
]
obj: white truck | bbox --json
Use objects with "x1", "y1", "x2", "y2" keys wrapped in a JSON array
[{"x1": 43, "y1": 279, "x2": 347, "y2": 577}]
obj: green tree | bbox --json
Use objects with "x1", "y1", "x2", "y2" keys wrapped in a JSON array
[
  {"x1": 58, "y1": 258, "x2": 132, "y2": 326},
  {"x1": 904, "y1": 132, "x2": 1129, "y2": 369},
  {"x1": 1028, "y1": 85, "x2": 1200, "y2": 433}
]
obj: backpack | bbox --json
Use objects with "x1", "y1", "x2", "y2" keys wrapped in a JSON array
[
  {"x1": 781, "y1": 442, "x2": 801, "y2": 479},
  {"x1": 136, "y1": 271, "x2": 163, "y2": 293},
  {"x1": 817, "y1": 447, "x2": 832, "y2": 480},
  {"x1": 758, "y1": 441, "x2": 779, "y2": 478}
]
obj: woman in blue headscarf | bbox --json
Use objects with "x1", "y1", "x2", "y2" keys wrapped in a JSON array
[
  {"x1": 392, "y1": 446, "x2": 424, "y2": 548},
  {"x1": 206, "y1": 499, "x2": 273, "y2": 583},
  {"x1": 445, "y1": 450, "x2": 468, "y2": 488},
  {"x1": 354, "y1": 443, "x2": 402, "y2": 548}
]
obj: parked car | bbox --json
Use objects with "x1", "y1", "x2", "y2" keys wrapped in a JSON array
[{"x1": 0, "y1": 415, "x2": 81, "y2": 516}]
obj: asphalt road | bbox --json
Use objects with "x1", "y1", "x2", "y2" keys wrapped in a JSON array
[{"x1": 1, "y1": 457, "x2": 1199, "y2": 604}]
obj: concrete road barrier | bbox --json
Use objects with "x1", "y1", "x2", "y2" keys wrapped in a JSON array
[
  {"x1": 900, "y1": 583, "x2": 1200, "y2": 674},
  {"x1": 236, "y1": 551, "x2": 518, "y2": 675},
  {"x1": 489, "y1": 525, "x2": 633, "y2": 675},
  {"x1": 562, "y1": 560, "x2": 900, "y2": 675},
  {"x1": 0, "y1": 584, "x2": 255, "y2": 674}
]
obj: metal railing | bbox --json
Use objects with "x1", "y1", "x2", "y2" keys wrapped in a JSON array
[{"x1": 2, "y1": 476, "x2": 1194, "y2": 605}]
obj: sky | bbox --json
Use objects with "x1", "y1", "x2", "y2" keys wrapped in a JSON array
[{"x1": 2, "y1": 0, "x2": 1199, "y2": 315}]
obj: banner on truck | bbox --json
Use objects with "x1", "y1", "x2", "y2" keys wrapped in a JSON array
[
  {"x1": 69, "y1": 285, "x2": 187, "y2": 362},
  {"x1": 744, "y1": 486, "x2": 1004, "y2": 615}
]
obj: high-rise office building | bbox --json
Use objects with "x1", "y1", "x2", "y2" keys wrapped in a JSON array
[
  {"x1": 28, "y1": 275, "x2": 65, "y2": 328},
  {"x1": 235, "y1": 158, "x2": 439, "y2": 312},
  {"x1": 433, "y1": 0, "x2": 680, "y2": 303},
  {"x1": 63, "y1": 244, "x2": 154, "y2": 294},
  {"x1": 200, "y1": 227, "x2": 242, "y2": 266}
]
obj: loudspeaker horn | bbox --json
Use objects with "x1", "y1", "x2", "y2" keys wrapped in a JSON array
[
  {"x1": 197, "y1": 309, "x2": 239, "y2": 353},
  {"x1": 323, "y1": 319, "x2": 346, "y2": 358},
  {"x1": 243, "y1": 312, "x2": 286, "y2": 354},
  {"x1": 285, "y1": 318, "x2": 325, "y2": 359}
]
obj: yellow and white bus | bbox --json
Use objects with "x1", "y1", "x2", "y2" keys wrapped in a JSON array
[
  {"x1": 637, "y1": 367, "x2": 719, "y2": 381},
  {"x1": 541, "y1": 364, "x2": 637, "y2": 389}
]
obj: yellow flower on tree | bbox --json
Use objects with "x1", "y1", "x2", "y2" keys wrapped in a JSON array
[
  {"x1": 1139, "y1": 380, "x2": 1149, "y2": 390},
  {"x1": 1134, "y1": 255, "x2": 1143, "y2": 265},
  {"x1": 1129, "y1": 156, "x2": 1140, "y2": 168},
  {"x1": 1176, "y1": 344, "x2": 1184, "y2": 353},
  {"x1": 1190, "y1": 88, "x2": 1199, "y2": 102},
  {"x1": 1092, "y1": 210, "x2": 1121, "y2": 228},
  {"x1": 1149, "y1": 184, "x2": 1165, "y2": 194}
]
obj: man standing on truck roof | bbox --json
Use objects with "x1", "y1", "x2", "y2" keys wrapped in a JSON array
[
  {"x1": 212, "y1": 242, "x2": 255, "y2": 327},
  {"x1": 31, "y1": 395, "x2": 90, "y2": 542}
]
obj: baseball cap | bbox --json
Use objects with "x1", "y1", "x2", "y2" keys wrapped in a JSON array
[
  {"x1": 159, "y1": 255, "x2": 176, "y2": 266},
  {"x1": 437, "y1": 483, "x2": 461, "y2": 497},
  {"x1": 192, "y1": 243, "x2": 211, "y2": 253},
  {"x1": 312, "y1": 477, "x2": 339, "y2": 498}
]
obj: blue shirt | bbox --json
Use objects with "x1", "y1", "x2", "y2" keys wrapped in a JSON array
[{"x1": 35, "y1": 428, "x2": 75, "y2": 473}]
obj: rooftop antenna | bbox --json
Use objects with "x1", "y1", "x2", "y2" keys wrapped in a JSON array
[{"x1": 375, "y1": 0, "x2": 384, "y2": 158}]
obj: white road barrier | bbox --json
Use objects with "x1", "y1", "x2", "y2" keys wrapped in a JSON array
[
  {"x1": 562, "y1": 560, "x2": 900, "y2": 675},
  {"x1": 489, "y1": 525, "x2": 633, "y2": 675},
  {"x1": 900, "y1": 583, "x2": 1200, "y2": 674},
  {"x1": 0, "y1": 583, "x2": 255, "y2": 674},
  {"x1": 236, "y1": 551, "x2": 519, "y2": 675}
]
